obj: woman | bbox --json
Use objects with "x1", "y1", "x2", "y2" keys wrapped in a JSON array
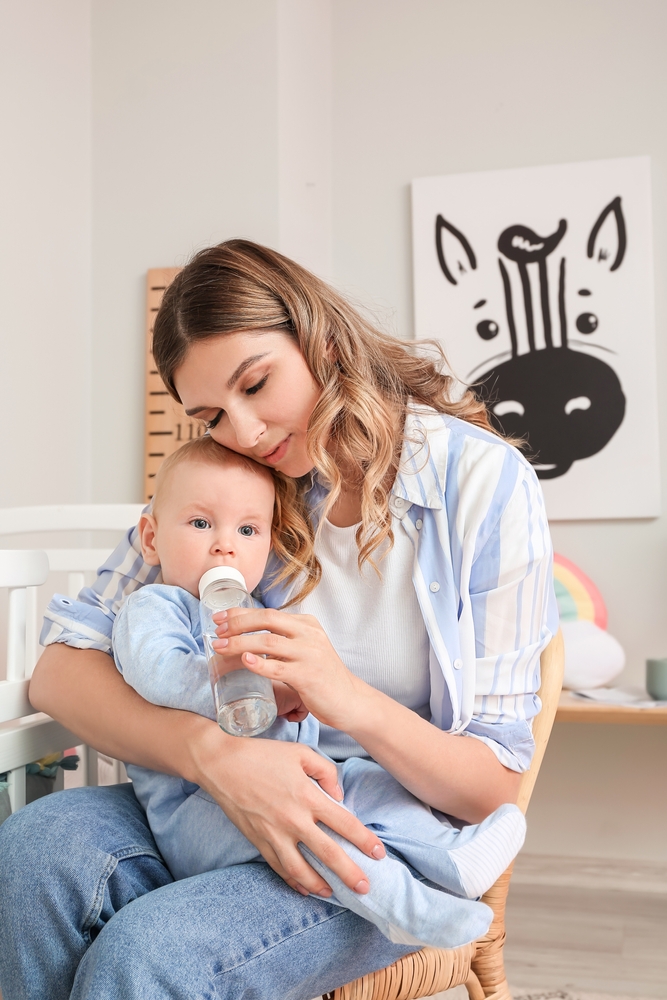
[{"x1": 0, "y1": 240, "x2": 556, "y2": 1000}]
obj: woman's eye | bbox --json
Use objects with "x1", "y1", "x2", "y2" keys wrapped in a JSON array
[
  {"x1": 245, "y1": 375, "x2": 268, "y2": 396},
  {"x1": 238, "y1": 525, "x2": 255, "y2": 537},
  {"x1": 191, "y1": 518, "x2": 210, "y2": 530},
  {"x1": 205, "y1": 410, "x2": 223, "y2": 430}
]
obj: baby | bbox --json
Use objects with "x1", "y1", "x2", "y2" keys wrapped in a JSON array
[{"x1": 112, "y1": 436, "x2": 526, "y2": 949}]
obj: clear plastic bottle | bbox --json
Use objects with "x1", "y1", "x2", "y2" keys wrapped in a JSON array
[{"x1": 199, "y1": 567, "x2": 277, "y2": 737}]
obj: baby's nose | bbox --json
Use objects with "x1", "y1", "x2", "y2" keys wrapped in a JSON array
[{"x1": 212, "y1": 535, "x2": 235, "y2": 554}]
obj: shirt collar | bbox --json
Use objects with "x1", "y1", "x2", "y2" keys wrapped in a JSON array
[
  {"x1": 304, "y1": 406, "x2": 446, "y2": 512},
  {"x1": 391, "y1": 407, "x2": 445, "y2": 510}
]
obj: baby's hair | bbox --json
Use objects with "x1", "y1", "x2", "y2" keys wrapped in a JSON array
[
  {"x1": 151, "y1": 435, "x2": 268, "y2": 512},
  {"x1": 150, "y1": 436, "x2": 315, "y2": 605}
]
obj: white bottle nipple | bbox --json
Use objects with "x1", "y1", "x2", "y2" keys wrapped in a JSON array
[{"x1": 198, "y1": 566, "x2": 247, "y2": 599}]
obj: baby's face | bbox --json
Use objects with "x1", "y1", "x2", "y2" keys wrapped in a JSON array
[{"x1": 141, "y1": 460, "x2": 274, "y2": 598}]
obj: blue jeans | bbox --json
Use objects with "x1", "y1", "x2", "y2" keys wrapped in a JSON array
[{"x1": 0, "y1": 784, "x2": 416, "y2": 999}]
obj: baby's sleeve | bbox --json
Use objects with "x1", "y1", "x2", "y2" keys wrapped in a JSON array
[
  {"x1": 112, "y1": 588, "x2": 216, "y2": 721},
  {"x1": 40, "y1": 519, "x2": 161, "y2": 654}
]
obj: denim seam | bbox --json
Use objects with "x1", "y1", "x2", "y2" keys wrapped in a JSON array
[
  {"x1": 211, "y1": 905, "x2": 347, "y2": 979},
  {"x1": 80, "y1": 847, "x2": 163, "y2": 935},
  {"x1": 81, "y1": 854, "x2": 118, "y2": 936},
  {"x1": 112, "y1": 846, "x2": 163, "y2": 863}
]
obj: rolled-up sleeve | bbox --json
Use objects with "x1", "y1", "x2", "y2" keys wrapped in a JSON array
[
  {"x1": 465, "y1": 460, "x2": 559, "y2": 772},
  {"x1": 40, "y1": 521, "x2": 162, "y2": 654}
]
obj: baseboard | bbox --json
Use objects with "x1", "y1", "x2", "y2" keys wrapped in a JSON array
[{"x1": 512, "y1": 852, "x2": 667, "y2": 894}]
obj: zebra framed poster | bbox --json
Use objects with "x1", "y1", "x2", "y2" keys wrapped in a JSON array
[{"x1": 411, "y1": 156, "x2": 660, "y2": 521}]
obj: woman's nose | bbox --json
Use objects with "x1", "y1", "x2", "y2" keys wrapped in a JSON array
[{"x1": 226, "y1": 405, "x2": 266, "y2": 449}]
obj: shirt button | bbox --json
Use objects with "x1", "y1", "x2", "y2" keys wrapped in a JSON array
[
  {"x1": 415, "y1": 518, "x2": 423, "y2": 530},
  {"x1": 429, "y1": 581, "x2": 440, "y2": 593},
  {"x1": 453, "y1": 658, "x2": 463, "y2": 670},
  {"x1": 393, "y1": 497, "x2": 405, "y2": 508}
]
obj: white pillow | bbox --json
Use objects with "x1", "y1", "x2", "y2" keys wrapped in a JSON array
[{"x1": 561, "y1": 619, "x2": 625, "y2": 690}]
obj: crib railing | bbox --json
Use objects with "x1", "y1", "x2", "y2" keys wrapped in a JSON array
[{"x1": 0, "y1": 504, "x2": 144, "y2": 812}]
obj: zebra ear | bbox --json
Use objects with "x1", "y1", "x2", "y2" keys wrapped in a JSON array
[
  {"x1": 435, "y1": 215, "x2": 477, "y2": 285},
  {"x1": 587, "y1": 196, "x2": 626, "y2": 272}
]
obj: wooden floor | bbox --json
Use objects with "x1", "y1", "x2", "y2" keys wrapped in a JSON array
[{"x1": 501, "y1": 882, "x2": 667, "y2": 998}]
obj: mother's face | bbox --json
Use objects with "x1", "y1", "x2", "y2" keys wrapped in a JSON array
[{"x1": 173, "y1": 331, "x2": 322, "y2": 478}]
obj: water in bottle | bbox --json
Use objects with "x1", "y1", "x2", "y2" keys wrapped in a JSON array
[{"x1": 199, "y1": 566, "x2": 277, "y2": 737}]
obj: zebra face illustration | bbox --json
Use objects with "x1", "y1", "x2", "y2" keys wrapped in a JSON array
[{"x1": 434, "y1": 198, "x2": 627, "y2": 479}]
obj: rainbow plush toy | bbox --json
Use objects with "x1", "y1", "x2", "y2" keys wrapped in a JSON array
[{"x1": 553, "y1": 553, "x2": 625, "y2": 690}]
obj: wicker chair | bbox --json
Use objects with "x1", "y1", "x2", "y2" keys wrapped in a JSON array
[{"x1": 325, "y1": 630, "x2": 565, "y2": 1000}]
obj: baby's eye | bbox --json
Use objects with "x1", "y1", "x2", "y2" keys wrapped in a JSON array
[
  {"x1": 238, "y1": 525, "x2": 255, "y2": 537},
  {"x1": 191, "y1": 518, "x2": 211, "y2": 530}
]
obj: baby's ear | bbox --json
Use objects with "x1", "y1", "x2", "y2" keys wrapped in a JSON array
[{"x1": 138, "y1": 513, "x2": 160, "y2": 566}]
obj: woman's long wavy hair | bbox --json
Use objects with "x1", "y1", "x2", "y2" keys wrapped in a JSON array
[{"x1": 152, "y1": 239, "x2": 498, "y2": 604}]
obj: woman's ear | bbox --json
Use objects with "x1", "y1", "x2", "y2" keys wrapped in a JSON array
[
  {"x1": 138, "y1": 513, "x2": 160, "y2": 566},
  {"x1": 323, "y1": 337, "x2": 337, "y2": 363}
]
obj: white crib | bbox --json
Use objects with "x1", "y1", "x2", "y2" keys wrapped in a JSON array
[{"x1": 0, "y1": 504, "x2": 144, "y2": 814}]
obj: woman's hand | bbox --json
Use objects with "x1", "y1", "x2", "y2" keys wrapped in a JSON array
[
  {"x1": 273, "y1": 680, "x2": 309, "y2": 722},
  {"x1": 212, "y1": 608, "x2": 366, "y2": 731},
  {"x1": 213, "y1": 609, "x2": 522, "y2": 824},
  {"x1": 192, "y1": 723, "x2": 385, "y2": 897}
]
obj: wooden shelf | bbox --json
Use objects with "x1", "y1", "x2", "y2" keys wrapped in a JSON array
[{"x1": 556, "y1": 690, "x2": 667, "y2": 725}]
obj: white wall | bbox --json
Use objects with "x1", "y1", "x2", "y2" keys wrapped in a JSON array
[
  {"x1": 91, "y1": 0, "x2": 280, "y2": 503},
  {"x1": 0, "y1": 0, "x2": 92, "y2": 506},
  {"x1": 278, "y1": 0, "x2": 332, "y2": 280},
  {"x1": 332, "y1": 0, "x2": 667, "y2": 861}
]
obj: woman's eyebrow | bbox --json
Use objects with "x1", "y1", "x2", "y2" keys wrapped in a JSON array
[
  {"x1": 227, "y1": 353, "x2": 269, "y2": 388},
  {"x1": 184, "y1": 353, "x2": 271, "y2": 415}
]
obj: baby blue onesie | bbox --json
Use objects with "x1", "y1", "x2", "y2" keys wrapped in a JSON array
[{"x1": 112, "y1": 584, "x2": 526, "y2": 949}]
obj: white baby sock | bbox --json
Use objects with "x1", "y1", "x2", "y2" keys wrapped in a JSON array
[
  {"x1": 446, "y1": 804, "x2": 526, "y2": 899},
  {"x1": 371, "y1": 802, "x2": 527, "y2": 900}
]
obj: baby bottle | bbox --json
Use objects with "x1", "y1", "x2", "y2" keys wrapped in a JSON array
[{"x1": 199, "y1": 567, "x2": 277, "y2": 737}]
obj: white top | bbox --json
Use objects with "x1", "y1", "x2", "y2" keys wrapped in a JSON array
[{"x1": 299, "y1": 516, "x2": 430, "y2": 760}]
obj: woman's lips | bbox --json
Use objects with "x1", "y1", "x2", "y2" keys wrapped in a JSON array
[{"x1": 262, "y1": 435, "x2": 291, "y2": 465}]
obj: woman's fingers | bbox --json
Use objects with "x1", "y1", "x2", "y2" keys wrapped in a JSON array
[
  {"x1": 301, "y1": 749, "x2": 386, "y2": 864},
  {"x1": 256, "y1": 840, "x2": 334, "y2": 898},
  {"x1": 269, "y1": 749, "x2": 385, "y2": 892},
  {"x1": 315, "y1": 794, "x2": 386, "y2": 862},
  {"x1": 263, "y1": 819, "x2": 373, "y2": 897},
  {"x1": 212, "y1": 630, "x2": 294, "y2": 662},
  {"x1": 298, "y1": 826, "x2": 372, "y2": 895},
  {"x1": 198, "y1": 739, "x2": 385, "y2": 898},
  {"x1": 214, "y1": 607, "x2": 306, "y2": 640},
  {"x1": 301, "y1": 748, "x2": 343, "y2": 801}
]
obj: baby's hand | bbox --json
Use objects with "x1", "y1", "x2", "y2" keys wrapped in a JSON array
[{"x1": 273, "y1": 681, "x2": 309, "y2": 722}]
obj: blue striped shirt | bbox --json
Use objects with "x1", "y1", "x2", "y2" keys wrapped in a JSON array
[{"x1": 41, "y1": 408, "x2": 558, "y2": 772}]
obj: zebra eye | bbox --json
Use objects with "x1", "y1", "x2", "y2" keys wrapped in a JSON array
[
  {"x1": 493, "y1": 400, "x2": 525, "y2": 417},
  {"x1": 476, "y1": 320, "x2": 500, "y2": 340},
  {"x1": 576, "y1": 312, "x2": 598, "y2": 334}
]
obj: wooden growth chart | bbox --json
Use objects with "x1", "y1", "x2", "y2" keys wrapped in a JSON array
[{"x1": 144, "y1": 268, "x2": 205, "y2": 502}]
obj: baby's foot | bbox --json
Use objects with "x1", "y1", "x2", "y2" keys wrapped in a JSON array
[{"x1": 300, "y1": 831, "x2": 493, "y2": 950}]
